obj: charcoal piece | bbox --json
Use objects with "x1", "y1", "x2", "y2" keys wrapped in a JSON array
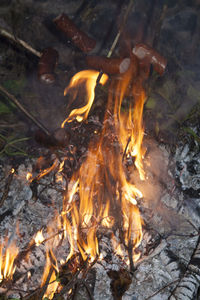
[
  {"x1": 108, "y1": 268, "x2": 132, "y2": 300},
  {"x1": 53, "y1": 128, "x2": 70, "y2": 148},
  {"x1": 35, "y1": 128, "x2": 70, "y2": 149},
  {"x1": 58, "y1": 254, "x2": 79, "y2": 285}
]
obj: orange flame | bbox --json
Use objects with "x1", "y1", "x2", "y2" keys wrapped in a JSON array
[
  {"x1": 41, "y1": 250, "x2": 59, "y2": 300},
  {"x1": 26, "y1": 159, "x2": 59, "y2": 183},
  {"x1": 0, "y1": 238, "x2": 18, "y2": 282},
  {"x1": 61, "y1": 70, "x2": 108, "y2": 127},
  {"x1": 34, "y1": 229, "x2": 45, "y2": 246},
  {"x1": 58, "y1": 65, "x2": 144, "y2": 264},
  {"x1": 34, "y1": 62, "x2": 145, "y2": 293}
]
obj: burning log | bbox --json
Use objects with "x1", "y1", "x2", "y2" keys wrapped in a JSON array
[
  {"x1": 38, "y1": 48, "x2": 59, "y2": 84},
  {"x1": 86, "y1": 56, "x2": 131, "y2": 75},
  {"x1": 132, "y1": 43, "x2": 167, "y2": 76},
  {"x1": 54, "y1": 13, "x2": 96, "y2": 53}
]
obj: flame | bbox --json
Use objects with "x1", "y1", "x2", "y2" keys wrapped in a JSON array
[
  {"x1": 0, "y1": 238, "x2": 18, "y2": 282},
  {"x1": 0, "y1": 56, "x2": 148, "y2": 298},
  {"x1": 113, "y1": 65, "x2": 146, "y2": 180},
  {"x1": 57, "y1": 65, "x2": 144, "y2": 264},
  {"x1": 41, "y1": 250, "x2": 59, "y2": 300},
  {"x1": 26, "y1": 159, "x2": 59, "y2": 183},
  {"x1": 34, "y1": 229, "x2": 45, "y2": 246},
  {"x1": 55, "y1": 161, "x2": 65, "y2": 184},
  {"x1": 61, "y1": 70, "x2": 108, "y2": 127},
  {"x1": 26, "y1": 172, "x2": 32, "y2": 181},
  {"x1": 23, "y1": 63, "x2": 145, "y2": 295}
]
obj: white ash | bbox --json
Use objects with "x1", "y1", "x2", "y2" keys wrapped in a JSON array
[
  {"x1": 175, "y1": 130, "x2": 200, "y2": 193},
  {"x1": 0, "y1": 140, "x2": 199, "y2": 299}
]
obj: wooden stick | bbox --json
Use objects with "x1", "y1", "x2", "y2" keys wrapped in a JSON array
[
  {"x1": 107, "y1": 0, "x2": 134, "y2": 59},
  {"x1": 0, "y1": 84, "x2": 51, "y2": 136},
  {"x1": 0, "y1": 27, "x2": 42, "y2": 58},
  {"x1": 96, "y1": 0, "x2": 134, "y2": 84}
]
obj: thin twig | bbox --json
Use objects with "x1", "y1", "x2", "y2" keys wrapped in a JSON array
[
  {"x1": 96, "y1": 0, "x2": 134, "y2": 84},
  {"x1": 0, "y1": 84, "x2": 51, "y2": 136},
  {"x1": 82, "y1": 280, "x2": 95, "y2": 300},
  {"x1": 107, "y1": 0, "x2": 134, "y2": 58},
  {"x1": 144, "y1": 279, "x2": 179, "y2": 300},
  {"x1": 122, "y1": 136, "x2": 131, "y2": 162},
  {"x1": 0, "y1": 168, "x2": 15, "y2": 207},
  {"x1": 53, "y1": 264, "x2": 84, "y2": 299},
  {"x1": 39, "y1": 266, "x2": 54, "y2": 299},
  {"x1": 22, "y1": 268, "x2": 54, "y2": 300},
  {"x1": 0, "y1": 27, "x2": 42, "y2": 58}
]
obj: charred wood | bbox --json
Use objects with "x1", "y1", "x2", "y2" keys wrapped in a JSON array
[{"x1": 169, "y1": 235, "x2": 200, "y2": 300}]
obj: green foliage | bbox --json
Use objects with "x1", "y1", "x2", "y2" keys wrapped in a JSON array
[
  {"x1": 0, "y1": 77, "x2": 27, "y2": 115},
  {"x1": 145, "y1": 96, "x2": 156, "y2": 109},
  {"x1": 0, "y1": 134, "x2": 30, "y2": 157},
  {"x1": 0, "y1": 99, "x2": 15, "y2": 114},
  {"x1": 3, "y1": 77, "x2": 26, "y2": 95},
  {"x1": 183, "y1": 127, "x2": 200, "y2": 144}
]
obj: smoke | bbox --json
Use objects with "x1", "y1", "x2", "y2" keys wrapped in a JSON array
[{"x1": 130, "y1": 138, "x2": 193, "y2": 235}]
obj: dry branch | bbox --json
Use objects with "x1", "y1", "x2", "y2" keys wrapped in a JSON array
[
  {"x1": 0, "y1": 84, "x2": 51, "y2": 136},
  {"x1": 0, "y1": 168, "x2": 15, "y2": 207},
  {"x1": 0, "y1": 27, "x2": 41, "y2": 57}
]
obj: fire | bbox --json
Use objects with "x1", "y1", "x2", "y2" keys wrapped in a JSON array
[
  {"x1": 26, "y1": 159, "x2": 59, "y2": 183},
  {"x1": 34, "y1": 229, "x2": 45, "y2": 246},
  {"x1": 41, "y1": 250, "x2": 59, "y2": 300},
  {"x1": 61, "y1": 70, "x2": 108, "y2": 127},
  {"x1": 2, "y1": 58, "x2": 145, "y2": 298},
  {"x1": 0, "y1": 238, "x2": 18, "y2": 282},
  {"x1": 58, "y1": 62, "x2": 145, "y2": 266}
]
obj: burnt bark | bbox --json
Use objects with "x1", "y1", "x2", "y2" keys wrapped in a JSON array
[{"x1": 168, "y1": 235, "x2": 200, "y2": 300}]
